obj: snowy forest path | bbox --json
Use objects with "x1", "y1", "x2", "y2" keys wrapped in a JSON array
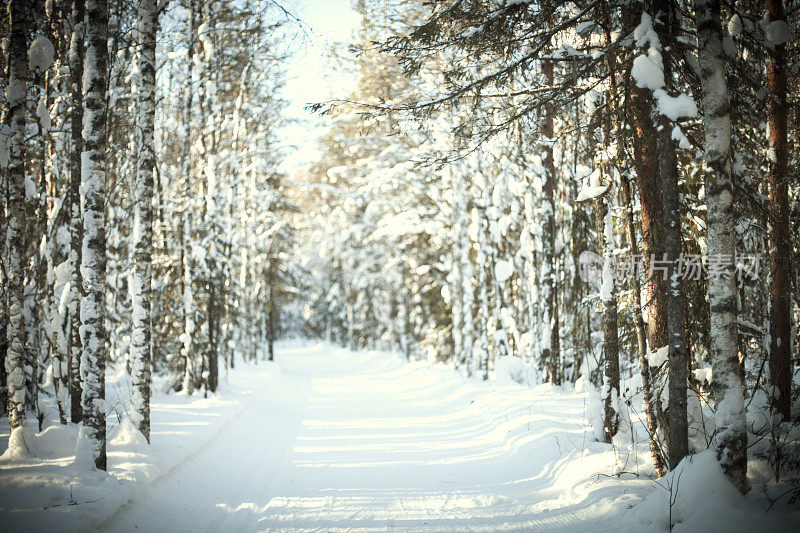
[
  {"x1": 100, "y1": 343, "x2": 629, "y2": 532},
  {"x1": 98, "y1": 347, "x2": 311, "y2": 533}
]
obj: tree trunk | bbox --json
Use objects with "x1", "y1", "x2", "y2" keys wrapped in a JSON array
[
  {"x1": 541, "y1": 59, "x2": 560, "y2": 385},
  {"x1": 765, "y1": 0, "x2": 791, "y2": 422},
  {"x1": 695, "y1": 0, "x2": 746, "y2": 493},
  {"x1": 475, "y1": 204, "x2": 490, "y2": 380},
  {"x1": 130, "y1": 0, "x2": 157, "y2": 441},
  {"x1": 180, "y1": 0, "x2": 196, "y2": 395},
  {"x1": 267, "y1": 258, "x2": 276, "y2": 362},
  {"x1": 651, "y1": 0, "x2": 689, "y2": 469},
  {"x1": 0, "y1": 3, "x2": 8, "y2": 418},
  {"x1": 4, "y1": 0, "x2": 29, "y2": 433},
  {"x1": 596, "y1": 195, "x2": 620, "y2": 442},
  {"x1": 622, "y1": 172, "x2": 667, "y2": 476},
  {"x1": 630, "y1": 95, "x2": 668, "y2": 353},
  {"x1": 209, "y1": 286, "x2": 220, "y2": 389},
  {"x1": 79, "y1": 0, "x2": 109, "y2": 471},
  {"x1": 45, "y1": 1, "x2": 69, "y2": 425},
  {"x1": 68, "y1": 0, "x2": 84, "y2": 424},
  {"x1": 456, "y1": 169, "x2": 474, "y2": 374},
  {"x1": 661, "y1": 122, "x2": 688, "y2": 468}
]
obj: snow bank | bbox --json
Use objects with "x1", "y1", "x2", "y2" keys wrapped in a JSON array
[
  {"x1": 493, "y1": 355, "x2": 536, "y2": 386},
  {"x1": 0, "y1": 360, "x2": 275, "y2": 533},
  {"x1": 627, "y1": 450, "x2": 796, "y2": 532}
]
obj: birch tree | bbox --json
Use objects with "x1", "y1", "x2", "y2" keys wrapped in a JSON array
[
  {"x1": 67, "y1": 0, "x2": 84, "y2": 424},
  {"x1": 77, "y1": 0, "x2": 109, "y2": 471},
  {"x1": 695, "y1": 0, "x2": 746, "y2": 493},
  {"x1": 4, "y1": 0, "x2": 30, "y2": 433},
  {"x1": 180, "y1": 0, "x2": 197, "y2": 395},
  {"x1": 130, "y1": 0, "x2": 158, "y2": 441}
]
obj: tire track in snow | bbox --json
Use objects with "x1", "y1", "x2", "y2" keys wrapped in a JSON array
[{"x1": 98, "y1": 365, "x2": 308, "y2": 533}]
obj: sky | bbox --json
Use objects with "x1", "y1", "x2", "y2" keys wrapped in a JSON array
[{"x1": 276, "y1": 0, "x2": 362, "y2": 177}]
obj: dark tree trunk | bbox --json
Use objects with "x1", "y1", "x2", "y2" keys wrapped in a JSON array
[
  {"x1": 541, "y1": 59, "x2": 560, "y2": 385},
  {"x1": 652, "y1": 0, "x2": 689, "y2": 469},
  {"x1": 766, "y1": 0, "x2": 791, "y2": 422},
  {"x1": 604, "y1": 7, "x2": 666, "y2": 474},
  {"x1": 208, "y1": 286, "x2": 219, "y2": 391},
  {"x1": 630, "y1": 94, "x2": 668, "y2": 352},
  {"x1": 595, "y1": 195, "x2": 620, "y2": 442},
  {"x1": 267, "y1": 258, "x2": 276, "y2": 362}
]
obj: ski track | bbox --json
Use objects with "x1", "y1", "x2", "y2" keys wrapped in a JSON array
[{"x1": 99, "y1": 343, "x2": 636, "y2": 532}]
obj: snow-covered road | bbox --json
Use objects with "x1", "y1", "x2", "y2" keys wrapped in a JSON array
[{"x1": 99, "y1": 343, "x2": 645, "y2": 532}]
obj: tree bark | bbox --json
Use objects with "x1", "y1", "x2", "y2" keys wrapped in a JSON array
[
  {"x1": 68, "y1": 0, "x2": 84, "y2": 424},
  {"x1": 0, "y1": 0, "x2": 8, "y2": 418},
  {"x1": 45, "y1": 1, "x2": 70, "y2": 425},
  {"x1": 596, "y1": 195, "x2": 620, "y2": 442},
  {"x1": 621, "y1": 173, "x2": 667, "y2": 475},
  {"x1": 630, "y1": 92, "x2": 668, "y2": 353},
  {"x1": 604, "y1": 7, "x2": 664, "y2": 467},
  {"x1": 651, "y1": 0, "x2": 689, "y2": 469},
  {"x1": 765, "y1": 0, "x2": 791, "y2": 422},
  {"x1": 541, "y1": 59, "x2": 560, "y2": 385},
  {"x1": 180, "y1": 0, "x2": 197, "y2": 395},
  {"x1": 4, "y1": 0, "x2": 29, "y2": 433},
  {"x1": 79, "y1": 0, "x2": 109, "y2": 471},
  {"x1": 695, "y1": 0, "x2": 746, "y2": 493},
  {"x1": 130, "y1": 0, "x2": 157, "y2": 441},
  {"x1": 267, "y1": 258, "x2": 276, "y2": 362}
]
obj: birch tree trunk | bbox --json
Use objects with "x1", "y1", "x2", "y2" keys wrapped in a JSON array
[
  {"x1": 68, "y1": 0, "x2": 84, "y2": 424},
  {"x1": 180, "y1": 0, "x2": 197, "y2": 395},
  {"x1": 765, "y1": 0, "x2": 791, "y2": 422},
  {"x1": 474, "y1": 204, "x2": 490, "y2": 380},
  {"x1": 78, "y1": 0, "x2": 109, "y2": 471},
  {"x1": 695, "y1": 0, "x2": 746, "y2": 493},
  {"x1": 454, "y1": 166, "x2": 474, "y2": 374},
  {"x1": 4, "y1": 0, "x2": 29, "y2": 433},
  {"x1": 130, "y1": 0, "x2": 157, "y2": 441},
  {"x1": 448, "y1": 167, "x2": 465, "y2": 368},
  {"x1": 45, "y1": 1, "x2": 70, "y2": 425},
  {"x1": 0, "y1": 11, "x2": 7, "y2": 418}
]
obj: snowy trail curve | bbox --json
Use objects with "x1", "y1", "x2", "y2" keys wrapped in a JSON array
[{"x1": 99, "y1": 343, "x2": 642, "y2": 532}]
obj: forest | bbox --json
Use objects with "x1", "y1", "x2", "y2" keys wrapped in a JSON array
[{"x1": 0, "y1": 0, "x2": 799, "y2": 531}]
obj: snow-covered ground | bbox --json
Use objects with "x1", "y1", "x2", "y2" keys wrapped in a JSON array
[{"x1": 2, "y1": 342, "x2": 798, "y2": 532}]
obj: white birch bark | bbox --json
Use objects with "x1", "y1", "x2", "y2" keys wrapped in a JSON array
[
  {"x1": 77, "y1": 0, "x2": 109, "y2": 471},
  {"x1": 695, "y1": 0, "x2": 746, "y2": 492},
  {"x1": 4, "y1": 0, "x2": 30, "y2": 434},
  {"x1": 130, "y1": 0, "x2": 157, "y2": 441}
]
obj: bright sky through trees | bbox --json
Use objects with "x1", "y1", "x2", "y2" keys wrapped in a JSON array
[{"x1": 278, "y1": 0, "x2": 360, "y2": 175}]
